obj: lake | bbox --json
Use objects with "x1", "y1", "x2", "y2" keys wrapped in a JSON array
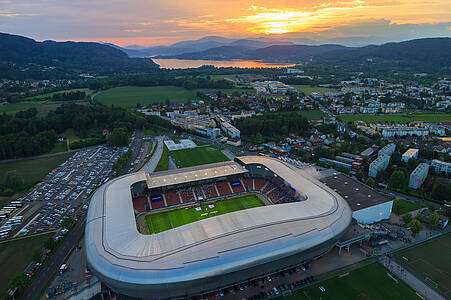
[{"x1": 152, "y1": 58, "x2": 295, "y2": 69}]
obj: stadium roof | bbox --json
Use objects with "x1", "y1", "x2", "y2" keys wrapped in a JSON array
[
  {"x1": 85, "y1": 156, "x2": 351, "y2": 297},
  {"x1": 320, "y1": 173, "x2": 391, "y2": 211},
  {"x1": 145, "y1": 161, "x2": 248, "y2": 189}
]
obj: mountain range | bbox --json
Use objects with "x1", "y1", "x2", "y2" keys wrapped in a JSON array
[{"x1": 0, "y1": 32, "x2": 158, "y2": 74}]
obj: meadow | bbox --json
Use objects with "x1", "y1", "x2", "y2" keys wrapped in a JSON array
[
  {"x1": 146, "y1": 195, "x2": 264, "y2": 234},
  {"x1": 0, "y1": 233, "x2": 53, "y2": 295},
  {"x1": 170, "y1": 146, "x2": 229, "y2": 168},
  {"x1": 94, "y1": 86, "x2": 253, "y2": 107}
]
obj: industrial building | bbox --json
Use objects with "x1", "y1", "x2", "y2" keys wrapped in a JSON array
[
  {"x1": 85, "y1": 156, "x2": 351, "y2": 298},
  {"x1": 408, "y1": 163, "x2": 429, "y2": 189},
  {"x1": 402, "y1": 148, "x2": 419, "y2": 162},
  {"x1": 378, "y1": 143, "x2": 396, "y2": 156},
  {"x1": 368, "y1": 154, "x2": 390, "y2": 178},
  {"x1": 321, "y1": 173, "x2": 393, "y2": 224},
  {"x1": 431, "y1": 159, "x2": 451, "y2": 175},
  {"x1": 220, "y1": 121, "x2": 240, "y2": 139}
]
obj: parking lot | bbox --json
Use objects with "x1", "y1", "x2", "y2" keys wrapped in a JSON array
[{"x1": 0, "y1": 145, "x2": 127, "y2": 239}]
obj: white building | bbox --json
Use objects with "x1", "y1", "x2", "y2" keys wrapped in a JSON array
[
  {"x1": 431, "y1": 159, "x2": 451, "y2": 175},
  {"x1": 220, "y1": 121, "x2": 240, "y2": 139},
  {"x1": 194, "y1": 126, "x2": 221, "y2": 139},
  {"x1": 402, "y1": 149, "x2": 419, "y2": 162},
  {"x1": 379, "y1": 143, "x2": 396, "y2": 156},
  {"x1": 408, "y1": 163, "x2": 429, "y2": 189},
  {"x1": 382, "y1": 127, "x2": 429, "y2": 138}
]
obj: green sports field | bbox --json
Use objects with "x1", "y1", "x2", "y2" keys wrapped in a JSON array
[
  {"x1": 393, "y1": 233, "x2": 451, "y2": 298},
  {"x1": 94, "y1": 86, "x2": 252, "y2": 107},
  {"x1": 170, "y1": 146, "x2": 230, "y2": 168},
  {"x1": 280, "y1": 263, "x2": 418, "y2": 300},
  {"x1": 145, "y1": 195, "x2": 264, "y2": 234},
  {"x1": 338, "y1": 113, "x2": 451, "y2": 124}
]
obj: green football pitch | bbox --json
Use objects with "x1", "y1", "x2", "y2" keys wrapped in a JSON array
[
  {"x1": 280, "y1": 263, "x2": 418, "y2": 300},
  {"x1": 145, "y1": 195, "x2": 264, "y2": 234},
  {"x1": 393, "y1": 233, "x2": 451, "y2": 298},
  {"x1": 170, "y1": 146, "x2": 230, "y2": 168}
]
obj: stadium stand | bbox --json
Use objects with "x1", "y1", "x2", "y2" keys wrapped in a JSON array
[
  {"x1": 165, "y1": 190, "x2": 181, "y2": 206},
  {"x1": 216, "y1": 181, "x2": 233, "y2": 196},
  {"x1": 230, "y1": 180, "x2": 245, "y2": 193},
  {"x1": 132, "y1": 197, "x2": 148, "y2": 213},
  {"x1": 180, "y1": 188, "x2": 195, "y2": 203},
  {"x1": 202, "y1": 184, "x2": 218, "y2": 199}
]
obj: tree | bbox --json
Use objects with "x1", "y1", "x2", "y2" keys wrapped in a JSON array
[
  {"x1": 432, "y1": 184, "x2": 450, "y2": 202},
  {"x1": 365, "y1": 177, "x2": 376, "y2": 188},
  {"x1": 32, "y1": 249, "x2": 42, "y2": 263},
  {"x1": 61, "y1": 216, "x2": 76, "y2": 230},
  {"x1": 44, "y1": 237, "x2": 57, "y2": 251},
  {"x1": 9, "y1": 273, "x2": 28, "y2": 291},
  {"x1": 402, "y1": 213, "x2": 412, "y2": 224},
  {"x1": 407, "y1": 158, "x2": 418, "y2": 172},
  {"x1": 388, "y1": 170, "x2": 406, "y2": 189},
  {"x1": 408, "y1": 218, "x2": 423, "y2": 236},
  {"x1": 429, "y1": 212, "x2": 440, "y2": 227},
  {"x1": 255, "y1": 133, "x2": 263, "y2": 144}
]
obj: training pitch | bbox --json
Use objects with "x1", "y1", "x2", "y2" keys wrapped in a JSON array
[
  {"x1": 170, "y1": 146, "x2": 229, "y2": 168},
  {"x1": 393, "y1": 233, "x2": 451, "y2": 298},
  {"x1": 282, "y1": 263, "x2": 417, "y2": 300},
  {"x1": 145, "y1": 195, "x2": 264, "y2": 234}
]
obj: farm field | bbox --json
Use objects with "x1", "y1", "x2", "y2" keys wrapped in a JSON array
[
  {"x1": 0, "y1": 153, "x2": 73, "y2": 194},
  {"x1": 293, "y1": 85, "x2": 339, "y2": 95},
  {"x1": 281, "y1": 263, "x2": 417, "y2": 300},
  {"x1": 94, "y1": 86, "x2": 252, "y2": 107},
  {"x1": 338, "y1": 113, "x2": 451, "y2": 123},
  {"x1": 393, "y1": 233, "x2": 451, "y2": 298},
  {"x1": 145, "y1": 195, "x2": 264, "y2": 234},
  {"x1": 170, "y1": 146, "x2": 229, "y2": 168},
  {"x1": 0, "y1": 233, "x2": 53, "y2": 296}
]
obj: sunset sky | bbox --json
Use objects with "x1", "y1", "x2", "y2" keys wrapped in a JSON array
[{"x1": 1, "y1": 0, "x2": 450, "y2": 46}]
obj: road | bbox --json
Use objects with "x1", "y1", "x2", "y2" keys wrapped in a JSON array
[
  {"x1": 376, "y1": 187, "x2": 437, "y2": 207},
  {"x1": 141, "y1": 137, "x2": 164, "y2": 173},
  {"x1": 21, "y1": 214, "x2": 86, "y2": 300}
]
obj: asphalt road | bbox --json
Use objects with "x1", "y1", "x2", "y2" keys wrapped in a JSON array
[{"x1": 21, "y1": 214, "x2": 86, "y2": 300}]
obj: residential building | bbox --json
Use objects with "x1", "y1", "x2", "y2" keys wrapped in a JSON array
[
  {"x1": 378, "y1": 143, "x2": 396, "y2": 156},
  {"x1": 368, "y1": 154, "x2": 390, "y2": 178},
  {"x1": 408, "y1": 163, "x2": 429, "y2": 189},
  {"x1": 194, "y1": 126, "x2": 220, "y2": 139},
  {"x1": 402, "y1": 149, "x2": 419, "y2": 162},
  {"x1": 220, "y1": 121, "x2": 240, "y2": 139},
  {"x1": 381, "y1": 127, "x2": 429, "y2": 138},
  {"x1": 431, "y1": 159, "x2": 451, "y2": 175}
]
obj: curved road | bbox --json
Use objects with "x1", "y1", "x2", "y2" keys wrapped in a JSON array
[{"x1": 141, "y1": 137, "x2": 164, "y2": 174}]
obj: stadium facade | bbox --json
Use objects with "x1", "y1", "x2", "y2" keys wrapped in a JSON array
[{"x1": 85, "y1": 156, "x2": 352, "y2": 298}]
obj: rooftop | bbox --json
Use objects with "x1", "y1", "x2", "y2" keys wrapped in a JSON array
[
  {"x1": 320, "y1": 173, "x2": 391, "y2": 211},
  {"x1": 402, "y1": 148, "x2": 419, "y2": 157},
  {"x1": 145, "y1": 161, "x2": 248, "y2": 190}
]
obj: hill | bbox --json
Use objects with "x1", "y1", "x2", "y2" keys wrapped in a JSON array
[
  {"x1": 315, "y1": 38, "x2": 451, "y2": 71},
  {"x1": 0, "y1": 32, "x2": 158, "y2": 78}
]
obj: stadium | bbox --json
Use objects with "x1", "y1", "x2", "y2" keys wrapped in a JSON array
[{"x1": 85, "y1": 156, "x2": 352, "y2": 298}]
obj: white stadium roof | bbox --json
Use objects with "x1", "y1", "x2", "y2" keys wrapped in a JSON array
[{"x1": 85, "y1": 156, "x2": 352, "y2": 297}]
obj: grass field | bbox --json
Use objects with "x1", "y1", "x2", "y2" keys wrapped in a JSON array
[
  {"x1": 338, "y1": 113, "x2": 451, "y2": 123},
  {"x1": 0, "y1": 102, "x2": 43, "y2": 114},
  {"x1": 0, "y1": 153, "x2": 73, "y2": 196},
  {"x1": 61, "y1": 128, "x2": 82, "y2": 142},
  {"x1": 45, "y1": 142, "x2": 67, "y2": 154},
  {"x1": 392, "y1": 199, "x2": 422, "y2": 215},
  {"x1": 94, "y1": 86, "x2": 252, "y2": 107},
  {"x1": 154, "y1": 144, "x2": 169, "y2": 172},
  {"x1": 0, "y1": 233, "x2": 53, "y2": 295},
  {"x1": 293, "y1": 85, "x2": 339, "y2": 95},
  {"x1": 24, "y1": 88, "x2": 92, "y2": 100},
  {"x1": 281, "y1": 263, "x2": 417, "y2": 300},
  {"x1": 170, "y1": 146, "x2": 229, "y2": 168},
  {"x1": 145, "y1": 195, "x2": 264, "y2": 234},
  {"x1": 393, "y1": 233, "x2": 451, "y2": 298}
]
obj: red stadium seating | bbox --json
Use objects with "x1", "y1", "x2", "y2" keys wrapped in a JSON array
[
  {"x1": 132, "y1": 197, "x2": 147, "y2": 212},
  {"x1": 165, "y1": 190, "x2": 181, "y2": 206},
  {"x1": 216, "y1": 181, "x2": 232, "y2": 196},
  {"x1": 254, "y1": 178, "x2": 267, "y2": 191},
  {"x1": 202, "y1": 184, "x2": 218, "y2": 199},
  {"x1": 242, "y1": 178, "x2": 254, "y2": 191},
  {"x1": 151, "y1": 200, "x2": 165, "y2": 209},
  {"x1": 180, "y1": 188, "x2": 195, "y2": 203}
]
